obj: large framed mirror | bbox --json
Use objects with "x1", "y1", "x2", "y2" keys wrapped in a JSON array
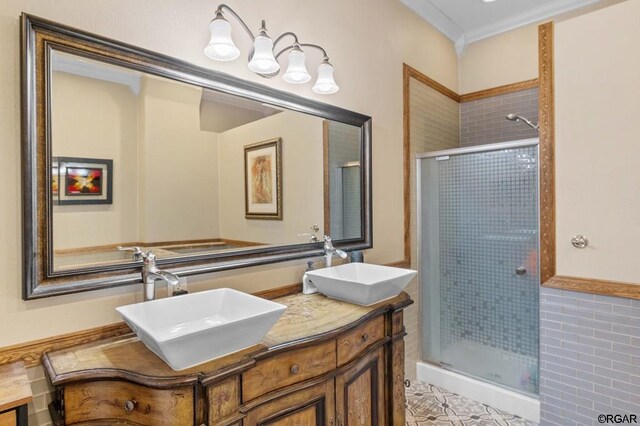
[{"x1": 21, "y1": 14, "x2": 372, "y2": 299}]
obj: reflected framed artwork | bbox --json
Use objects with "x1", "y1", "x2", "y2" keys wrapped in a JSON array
[
  {"x1": 244, "y1": 138, "x2": 282, "y2": 220},
  {"x1": 56, "y1": 157, "x2": 113, "y2": 205}
]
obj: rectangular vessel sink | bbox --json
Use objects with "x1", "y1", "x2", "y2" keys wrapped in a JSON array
[
  {"x1": 305, "y1": 263, "x2": 417, "y2": 306},
  {"x1": 116, "y1": 288, "x2": 286, "y2": 370}
]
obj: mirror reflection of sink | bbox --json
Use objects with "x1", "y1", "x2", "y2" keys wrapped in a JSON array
[
  {"x1": 116, "y1": 288, "x2": 286, "y2": 370},
  {"x1": 305, "y1": 263, "x2": 417, "y2": 306}
]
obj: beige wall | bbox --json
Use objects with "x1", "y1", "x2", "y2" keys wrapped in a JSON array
[
  {"x1": 138, "y1": 76, "x2": 220, "y2": 242},
  {"x1": 555, "y1": 0, "x2": 640, "y2": 284},
  {"x1": 51, "y1": 72, "x2": 140, "y2": 250},
  {"x1": 459, "y1": 24, "x2": 539, "y2": 94},
  {"x1": 218, "y1": 111, "x2": 324, "y2": 245}
]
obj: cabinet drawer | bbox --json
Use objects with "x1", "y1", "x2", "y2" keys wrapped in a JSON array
[
  {"x1": 64, "y1": 380, "x2": 193, "y2": 425},
  {"x1": 242, "y1": 340, "x2": 336, "y2": 401},
  {"x1": 337, "y1": 316, "x2": 385, "y2": 365}
]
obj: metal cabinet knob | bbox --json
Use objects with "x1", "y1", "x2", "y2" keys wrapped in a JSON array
[
  {"x1": 404, "y1": 379, "x2": 411, "y2": 388},
  {"x1": 290, "y1": 364, "x2": 300, "y2": 374},
  {"x1": 124, "y1": 399, "x2": 137, "y2": 412},
  {"x1": 361, "y1": 333, "x2": 369, "y2": 342},
  {"x1": 571, "y1": 235, "x2": 589, "y2": 249}
]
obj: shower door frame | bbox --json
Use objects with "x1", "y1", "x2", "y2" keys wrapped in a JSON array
[{"x1": 415, "y1": 138, "x2": 540, "y2": 382}]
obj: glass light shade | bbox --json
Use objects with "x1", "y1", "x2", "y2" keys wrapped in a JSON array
[
  {"x1": 282, "y1": 48, "x2": 311, "y2": 84},
  {"x1": 312, "y1": 61, "x2": 339, "y2": 94},
  {"x1": 248, "y1": 34, "x2": 280, "y2": 74},
  {"x1": 204, "y1": 18, "x2": 240, "y2": 61}
]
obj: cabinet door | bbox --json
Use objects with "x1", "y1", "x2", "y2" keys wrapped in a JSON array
[
  {"x1": 335, "y1": 347, "x2": 385, "y2": 426},
  {"x1": 243, "y1": 379, "x2": 335, "y2": 426}
]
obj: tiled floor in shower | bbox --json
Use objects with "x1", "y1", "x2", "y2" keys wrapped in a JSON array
[{"x1": 406, "y1": 381, "x2": 538, "y2": 426}]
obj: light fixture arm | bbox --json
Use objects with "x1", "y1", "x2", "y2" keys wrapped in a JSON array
[
  {"x1": 215, "y1": 4, "x2": 255, "y2": 41},
  {"x1": 274, "y1": 43, "x2": 329, "y2": 62},
  {"x1": 272, "y1": 32, "x2": 300, "y2": 49}
]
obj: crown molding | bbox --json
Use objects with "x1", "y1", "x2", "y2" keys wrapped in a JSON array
[
  {"x1": 463, "y1": 0, "x2": 601, "y2": 44},
  {"x1": 399, "y1": 0, "x2": 464, "y2": 43},
  {"x1": 400, "y1": 0, "x2": 602, "y2": 54}
]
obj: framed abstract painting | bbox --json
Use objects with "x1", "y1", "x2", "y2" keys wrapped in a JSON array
[
  {"x1": 244, "y1": 138, "x2": 282, "y2": 220},
  {"x1": 55, "y1": 157, "x2": 113, "y2": 205}
]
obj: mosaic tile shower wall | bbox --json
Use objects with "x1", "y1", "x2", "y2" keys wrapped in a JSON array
[
  {"x1": 421, "y1": 144, "x2": 539, "y2": 394},
  {"x1": 460, "y1": 88, "x2": 539, "y2": 147}
]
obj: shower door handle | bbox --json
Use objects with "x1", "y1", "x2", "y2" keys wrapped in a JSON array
[{"x1": 516, "y1": 266, "x2": 527, "y2": 275}]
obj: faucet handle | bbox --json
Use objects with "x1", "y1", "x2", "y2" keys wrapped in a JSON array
[
  {"x1": 117, "y1": 246, "x2": 144, "y2": 261},
  {"x1": 117, "y1": 246, "x2": 157, "y2": 264},
  {"x1": 143, "y1": 250, "x2": 157, "y2": 265}
]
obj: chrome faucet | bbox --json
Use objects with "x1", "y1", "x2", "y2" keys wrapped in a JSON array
[
  {"x1": 118, "y1": 247, "x2": 180, "y2": 301},
  {"x1": 323, "y1": 235, "x2": 347, "y2": 267}
]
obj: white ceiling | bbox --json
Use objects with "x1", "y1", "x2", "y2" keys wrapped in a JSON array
[{"x1": 400, "y1": 0, "x2": 603, "y2": 53}]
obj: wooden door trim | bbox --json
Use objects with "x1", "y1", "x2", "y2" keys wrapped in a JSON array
[
  {"x1": 459, "y1": 78, "x2": 539, "y2": 102},
  {"x1": 403, "y1": 65, "x2": 460, "y2": 103},
  {"x1": 545, "y1": 276, "x2": 640, "y2": 300},
  {"x1": 402, "y1": 64, "x2": 460, "y2": 267},
  {"x1": 538, "y1": 21, "x2": 557, "y2": 286}
]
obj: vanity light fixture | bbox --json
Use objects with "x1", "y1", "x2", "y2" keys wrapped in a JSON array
[{"x1": 204, "y1": 4, "x2": 338, "y2": 94}]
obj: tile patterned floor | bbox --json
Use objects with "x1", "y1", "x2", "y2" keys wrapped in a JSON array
[{"x1": 406, "y1": 381, "x2": 538, "y2": 426}]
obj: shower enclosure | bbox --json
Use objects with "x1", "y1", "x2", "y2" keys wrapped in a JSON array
[{"x1": 418, "y1": 139, "x2": 539, "y2": 396}]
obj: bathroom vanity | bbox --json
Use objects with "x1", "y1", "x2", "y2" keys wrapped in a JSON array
[{"x1": 43, "y1": 292, "x2": 412, "y2": 425}]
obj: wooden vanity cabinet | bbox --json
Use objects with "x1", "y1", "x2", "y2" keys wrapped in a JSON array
[{"x1": 43, "y1": 292, "x2": 412, "y2": 426}]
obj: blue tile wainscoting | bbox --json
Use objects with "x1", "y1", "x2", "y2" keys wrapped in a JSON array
[{"x1": 540, "y1": 287, "x2": 640, "y2": 426}]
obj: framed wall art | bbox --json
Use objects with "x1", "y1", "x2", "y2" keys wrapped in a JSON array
[
  {"x1": 244, "y1": 138, "x2": 282, "y2": 220},
  {"x1": 55, "y1": 157, "x2": 113, "y2": 205}
]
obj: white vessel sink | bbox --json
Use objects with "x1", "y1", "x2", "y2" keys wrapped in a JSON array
[
  {"x1": 116, "y1": 288, "x2": 286, "y2": 371},
  {"x1": 305, "y1": 263, "x2": 417, "y2": 306}
]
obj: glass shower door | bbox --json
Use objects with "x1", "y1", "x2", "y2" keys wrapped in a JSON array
[{"x1": 419, "y1": 141, "x2": 539, "y2": 395}]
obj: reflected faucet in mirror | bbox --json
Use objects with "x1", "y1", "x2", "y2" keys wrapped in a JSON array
[
  {"x1": 118, "y1": 247, "x2": 180, "y2": 301},
  {"x1": 298, "y1": 224, "x2": 320, "y2": 243},
  {"x1": 323, "y1": 235, "x2": 347, "y2": 267}
]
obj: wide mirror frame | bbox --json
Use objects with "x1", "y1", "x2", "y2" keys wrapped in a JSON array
[{"x1": 21, "y1": 14, "x2": 372, "y2": 299}]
